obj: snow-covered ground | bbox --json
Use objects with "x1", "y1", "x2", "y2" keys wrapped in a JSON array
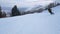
[{"x1": 0, "y1": 6, "x2": 60, "y2": 34}]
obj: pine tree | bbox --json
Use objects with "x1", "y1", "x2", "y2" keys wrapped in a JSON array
[
  {"x1": 11, "y1": 5, "x2": 21, "y2": 16},
  {"x1": 2, "y1": 11, "x2": 6, "y2": 17},
  {"x1": 0, "y1": 6, "x2": 3, "y2": 18}
]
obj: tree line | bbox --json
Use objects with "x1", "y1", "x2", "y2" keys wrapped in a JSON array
[{"x1": 0, "y1": 5, "x2": 22, "y2": 18}]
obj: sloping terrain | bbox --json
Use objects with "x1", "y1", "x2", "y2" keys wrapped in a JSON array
[
  {"x1": 0, "y1": 6, "x2": 60, "y2": 34},
  {"x1": 0, "y1": 0, "x2": 60, "y2": 34}
]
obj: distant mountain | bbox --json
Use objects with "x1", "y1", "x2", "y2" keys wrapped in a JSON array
[
  {"x1": 19, "y1": 7, "x2": 28, "y2": 12},
  {"x1": 2, "y1": 7, "x2": 11, "y2": 10},
  {"x1": 25, "y1": 5, "x2": 44, "y2": 11}
]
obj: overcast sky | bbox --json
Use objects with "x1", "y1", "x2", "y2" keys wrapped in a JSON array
[{"x1": 0, "y1": 0, "x2": 59, "y2": 7}]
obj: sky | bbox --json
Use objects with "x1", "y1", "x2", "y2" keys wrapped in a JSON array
[{"x1": 0, "y1": 0, "x2": 60, "y2": 7}]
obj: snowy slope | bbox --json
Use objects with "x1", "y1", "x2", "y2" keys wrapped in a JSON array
[
  {"x1": 0, "y1": 6, "x2": 60, "y2": 34},
  {"x1": 0, "y1": 0, "x2": 60, "y2": 34},
  {"x1": 23, "y1": 0, "x2": 60, "y2": 14}
]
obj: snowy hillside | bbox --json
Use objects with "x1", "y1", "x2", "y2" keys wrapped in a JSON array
[
  {"x1": 0, "y1": 6, "x2": 60, "y2": 34},
  {"x1": 0, "y1": 0, "x2": 60, "y2": 34}
]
